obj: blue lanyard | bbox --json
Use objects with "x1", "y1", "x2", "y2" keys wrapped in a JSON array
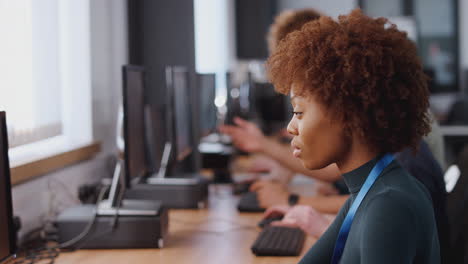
[{"x1": 331, "y1": 153, "x2": 394, "y2": 264}]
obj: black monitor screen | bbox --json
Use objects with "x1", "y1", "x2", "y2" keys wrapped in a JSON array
[
  {"x1": 122, "y1": 65, "x2": 147, "y2": 187},
  {"x1": 196, "y1": 73, "x2": 216, "y2": 137},
  {"x1": 172, "y1": 68, "x2": 192, "y2": 161},
  {"x1": 225, "y1": 72, "x2": 251, "y2": 124},
  {"x1": 0, "y1": 112, "x2": 16, "y2": 262}
]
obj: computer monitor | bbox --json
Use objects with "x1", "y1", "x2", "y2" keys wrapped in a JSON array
[
  {"x1": 225, "y1": 71, "x2": 253, "y2": 124},
  {"x1": 170, "y1": 67, "x2": 193, "y2": 162},
  {"x1": 252, "y1": 81, "x2": 289, "y2": 134},
  {"x1": 0, "y1": 112, "x2": 16, "y2": 262},
  {"x1": 122, "y1": 65, "x2": 148, "y2": 188},
  {"x1": 196, "y1": 73, "x2": 217, "y2": 137}
]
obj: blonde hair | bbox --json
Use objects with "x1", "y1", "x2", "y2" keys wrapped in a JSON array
[{"x1": 267, "y1": 8, "x2": 322, "y2": 54}]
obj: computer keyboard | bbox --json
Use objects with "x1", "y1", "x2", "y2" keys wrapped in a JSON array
[
  {"x1": 232, "y1": 181, "x2": 252, "y2": 195},
  {"x1": 251, "y1": 226, "x2": 306, "y2": 256},
  {"x1": 237, "y1": 191, "x2": 265, "y2": 212}
]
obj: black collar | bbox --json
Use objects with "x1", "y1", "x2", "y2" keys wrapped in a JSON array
[{"x1": 342, "y1": 155, "x2": 382, "y2": 194}]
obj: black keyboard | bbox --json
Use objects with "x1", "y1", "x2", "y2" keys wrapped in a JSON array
[
  {"x1": 251, "y1": 226, "x2": 306, "y2": 256},
  {"x1": 232, "y1": 181, "x2": 252, "y2": 195},
  {"x1": 237, "y1": 192, "x2": 265, "y2": 212}
]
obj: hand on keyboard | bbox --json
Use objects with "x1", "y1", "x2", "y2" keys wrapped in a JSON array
[
  {"x1": 263, "y1": 205, "x2": 290, "y2": 218},
  {"x1": 250, "y1": 180, "x2": 289, "y2": 208},
  {"x1": 272, "y1": 205, "x2": 332, "y2": 238},
  {"x1": 257, "y1": 215, "x2": 283, "y2": 228}
]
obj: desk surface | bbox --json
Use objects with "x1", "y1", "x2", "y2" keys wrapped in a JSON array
[{"x1": 56, "y1": 185, "x2": 316, "y2": 264}]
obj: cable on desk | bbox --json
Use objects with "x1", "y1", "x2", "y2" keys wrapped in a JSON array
[
  {"x1": 11, "y1": 185, "x2": 110, "y2": 264},
  {"x1": 10, "y1": 247, "x2": 59, "y2": 264}
]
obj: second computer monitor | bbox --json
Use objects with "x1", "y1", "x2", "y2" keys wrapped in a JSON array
[
  {"x1": 122, "y1": 65, "x2": 148, "y2": 187},
  {"x1": 196, "y1": 73, "x2": 217, "y2": 137},
  {"x1": 0, "y1": 112, "x2": 16, "y2": 262},
  {"x1": 170, "y1": 67, "x2": 193, "y2": 162}
]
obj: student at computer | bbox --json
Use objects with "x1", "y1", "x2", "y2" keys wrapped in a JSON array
[{"x1": 265, "y1": 9, "x2": 440, "y2": 263}]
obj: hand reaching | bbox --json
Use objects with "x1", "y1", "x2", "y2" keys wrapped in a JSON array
[
  {"x1": 313, "y1": 180, "x2": 339, "y2": 196},
  {"x1": 250, "y1": 179, "x2": 289, "y2": 208},
  {"x1": 219, "y1": 117, "x2": 266, "y2": 153},
  {"x1": 248, "y1": 155, "x2": 294, "y2": 184}
]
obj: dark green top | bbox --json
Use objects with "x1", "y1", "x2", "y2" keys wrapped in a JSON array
[{"x1": 299, "y1": 157, "x2": 440, "y2": 264}]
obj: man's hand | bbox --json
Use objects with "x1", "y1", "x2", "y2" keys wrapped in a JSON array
[
  {"x1": 313, "y1": 180, "x2": 339, "y2": 196},
  {"x1": 250, "y1": 180, "x2": 289, "y2": 208},
  {"x1": 248, "y1": 155, "x2": 277, "y2": 173},
  {"x1": 248, "y1": 155, "x2": 294, "y2": 184},
  {"x1": 219, "y1": 117, "x2": 266, "y2": 153},
  {"x1": 262, "y1": 205, "x2": 291, "y2": 220},
  {"x1": 272, "y1": 205, "x2": 332, "y2": 238}
]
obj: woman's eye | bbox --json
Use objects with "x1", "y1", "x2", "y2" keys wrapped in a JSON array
[{"x1": 292, "y1": 111, "x2": 303, "y2": 116}]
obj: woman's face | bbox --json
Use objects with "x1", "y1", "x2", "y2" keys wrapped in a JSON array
[{"x1": 287, "y1": 83, "x2": 349, "y2": 171}]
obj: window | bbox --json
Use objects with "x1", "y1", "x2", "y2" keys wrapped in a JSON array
[
  {"x1": 194, "y1": 0, "x2": 231, "y2": 108},
  {"x1": 0, "y1": 0, "x2": 92, "y2": 167}
]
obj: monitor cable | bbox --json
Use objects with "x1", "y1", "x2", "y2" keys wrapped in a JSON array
[
  {"x1": 11, "y1": 185, "x2": 109, "y2": 264},
  {"x1": 56, "y1": 184, "x2": 109, "y2": 249}
]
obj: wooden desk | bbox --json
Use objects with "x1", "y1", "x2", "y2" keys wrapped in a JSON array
[{"x1": 56, "y1": 185, "x2": 316, "y2": 264}]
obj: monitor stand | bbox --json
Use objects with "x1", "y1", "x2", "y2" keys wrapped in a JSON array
[
  {"x1": 56, "y1": 159, "x2": 169, "y2": 249},
  {"x1": 200, "y1": 132, "x2": 232, "y2": 145},
  {"x1": 198, "y1": 134, "x2": 234, "y2": 183},
  {"x1": 125, "y1": 142, "x2": 210, "y2": 209}
]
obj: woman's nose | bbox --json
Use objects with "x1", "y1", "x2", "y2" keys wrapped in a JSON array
[{"x1": 287, "y1": 117, "x2": 298, "y2": 136}]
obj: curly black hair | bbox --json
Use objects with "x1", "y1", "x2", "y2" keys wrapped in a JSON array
[{"x1": 267, "y1": 9, "x2": 431, "y2": 153}]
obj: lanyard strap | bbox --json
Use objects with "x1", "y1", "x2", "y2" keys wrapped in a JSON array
[{"x1": 331, "y1": 153, "x2": 394, "y2": 264}]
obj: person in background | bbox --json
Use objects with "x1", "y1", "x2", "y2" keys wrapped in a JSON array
[{"x1": 220, "y1": 8, "x2": 345, "y2": 210}]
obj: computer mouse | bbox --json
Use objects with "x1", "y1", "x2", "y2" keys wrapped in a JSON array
[{"x1": 257, "y1": 215, "x2": 284, "y2": 228}]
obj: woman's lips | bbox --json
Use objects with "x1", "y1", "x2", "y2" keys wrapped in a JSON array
[
  {"x1": 291, "y1": 141, "x2": 302, "y2": 157},
  {"x1": 293, "y1": 147, "x2": 302, "y2": 157}
]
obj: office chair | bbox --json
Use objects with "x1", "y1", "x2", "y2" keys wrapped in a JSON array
[
  {"x1": 444, "y1": 97, "x2": 468, "y2": 165},
  {"x1": 446, "y1": 145, "x2": 468, "y2": 263},
  {"x1": 446, "y1": 97, "x2": 468, "y2": 125}
]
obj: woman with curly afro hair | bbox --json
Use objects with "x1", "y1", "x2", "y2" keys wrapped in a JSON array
[{"x1": 267, "y1": 9, "x2": 440, "y2": 263}]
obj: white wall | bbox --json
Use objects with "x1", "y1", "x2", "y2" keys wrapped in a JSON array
[
  {"x1": 194, "y1": 0, "x2": 232, "y2": 105},
  {"x1": 11, "y1": 0, "x2": 127, "y2": 239},
  {"x1": 12, "y1": 157, "x2": 112, "y2": 239},
  {"x1": 460, "y1": 0, "x2": 468, "y2": 69},
  {"x1": 91, "y1": 0, "x2": 127, "y2": 153}
]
